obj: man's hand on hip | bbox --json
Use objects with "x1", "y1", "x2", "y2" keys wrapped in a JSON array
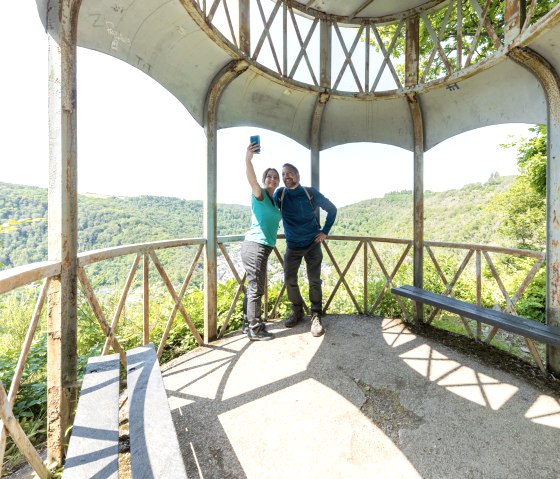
[{"x1": 314, "y1": 232, "x2": 327, "y2": 243}]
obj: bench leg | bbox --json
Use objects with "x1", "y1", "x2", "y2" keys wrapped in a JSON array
[{"x1": 412, "y1": 301, "x2": 422, "y2": 324}]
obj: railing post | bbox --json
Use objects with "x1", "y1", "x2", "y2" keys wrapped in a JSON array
[
  {"x1": 363, "y1": 241, "x2": 368, "y2": 314},
  {"x1": 143, "y1": 254, "x2": 150, "y2": 344},
  {"x1": 204, "y1": 118, "x2": 218, "y2": 343},
  {"x1": 476, "y1": 249, "x2": 482, "y2": 339},
  {"x1": 46, "y1": 0, "x2": 81, "y2": 467}
]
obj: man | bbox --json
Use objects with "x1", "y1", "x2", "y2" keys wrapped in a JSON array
[{"x1": 274, "y1": 163, "x2": 337, "y2": 337}]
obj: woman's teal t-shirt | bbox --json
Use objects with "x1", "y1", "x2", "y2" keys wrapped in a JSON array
[{"x1": 244, "y1": 188, "x2": 282, "y2": 247}]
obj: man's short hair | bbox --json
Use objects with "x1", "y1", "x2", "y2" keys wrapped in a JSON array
[{"x1": 282, "y1": 163, "x2": 299, "y2": 174}]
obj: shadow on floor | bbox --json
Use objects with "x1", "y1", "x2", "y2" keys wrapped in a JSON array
[{"x1": 162, "y1": 315, "x2": 560, "y2": 479}]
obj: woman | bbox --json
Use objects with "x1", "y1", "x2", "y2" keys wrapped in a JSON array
[{"x1": 241, "y1": 141, "x2": 281, "y2": 340}]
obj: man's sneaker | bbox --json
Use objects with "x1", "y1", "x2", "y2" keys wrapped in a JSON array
[
  {"x1": 248, "y1": 324, "x2": 274, "y2": 341},
  {"x1": 310, "y1": 313, "x2": 324, "y2": 337},
  {"x1": 285, "y1": 312, "x2": 303, "y2": 328},
  {"x1": 241, "y1": 315, "x2": 249, "y2": 334}
]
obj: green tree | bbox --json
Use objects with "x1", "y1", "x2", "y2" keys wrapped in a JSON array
[
  {"x1": 509, "y1": 124, "x2": 547, "y2": 196},
  {"x1": 375, "y1": 1, "x2": 559, "y2": 82},
  {"x1": 490, "y1": 175, "x2": 545, "y2": 248},
  {"x1": 490, "y1": 125, "x2": 546, "y2": 249}
]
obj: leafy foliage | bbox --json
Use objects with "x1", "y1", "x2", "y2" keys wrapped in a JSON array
[
  {"x1": 503, "y1": 124, "x2": 547, "y2": 196},
  {"x1": 489, "y1": 125, "x2": 546, "y2": 249},
  {"x1": 489, "y1": 175, "x2": 545, "y2": 249},
  {"x1": 374, "y1": 0, "x2": 559, "y2": 82}
]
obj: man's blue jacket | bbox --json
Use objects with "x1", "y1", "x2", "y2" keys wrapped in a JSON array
[{"x1": 273, "y1": 185, "x2": 337, "y2": 249}]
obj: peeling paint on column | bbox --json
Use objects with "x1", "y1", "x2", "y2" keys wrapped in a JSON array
[{"x1": 509, "y1": 46, "x2": 560, "y2": 373}]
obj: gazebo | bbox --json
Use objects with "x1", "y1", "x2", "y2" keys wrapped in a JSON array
[{"x1": 2, "y1": 0, "x2": 560, "y2": 475}]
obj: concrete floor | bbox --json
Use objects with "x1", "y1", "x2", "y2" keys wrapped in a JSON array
[{"x1": 162, "y1": 315, "x2": 560, "y2": 479}]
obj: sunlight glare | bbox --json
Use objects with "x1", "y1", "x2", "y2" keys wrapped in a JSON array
[
  {"x1": 399, "y1": 344, "x2": 518, "y2": 409},
  {"x1": 381, "y1": 317, "x2": 417, "y2": 347},
  {"x1": 525, "y1": 395, "x2": 560, "y2": 429}
]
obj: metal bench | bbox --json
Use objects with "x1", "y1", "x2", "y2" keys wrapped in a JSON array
[
  {"x1": 63, "y1": 343, "x2": 186, "y2": 478},
  {"x1": 391, "y1": 285, "x2": 560, "y2": 373}
]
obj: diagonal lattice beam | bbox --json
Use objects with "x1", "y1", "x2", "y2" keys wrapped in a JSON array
[
  {"x1": 426, "y1": 249, "x2": 474, "y2": 324},
  {"x1": 157, "y1": 244, "x2": 204, "y2": 358},
  {"x1": 287, "y1": 7, "x2": 319, "y2": 85},
  {"x1": 420, "y1": 5, "x2": 454, "y2": 81},
  {"x1": 482, "y1": 251, "x2": 516, "y2": 313},
  {"x1": 218, "y1": 272, "x2": 247, "y2": 338},
  {"x1": 323, "y1": 241, "x2": 364, "y2": 314},
  {"x1": 78, "y1": 267, "x2": 126, "y2": 364},
  {"x1": 470, "y1": 0, "x2": 502, "y2": 49},
  {"x1": 219, "y1": 243, "x2": 245, "y2": 287},
  {"x1": 102, "y1": 254, "x2": 140, "y2": 355},
  {"x1": 332, "y1": 22, "x2": 365, "y2": 92},
  {"x1": 368, "y1": 241, "x2": 411, "y2": 316},
  {"x1": 149, "y1": 252, "x2": 204, "y2": 345},
  {"x1": 0, "y1": 381, "x2": 51, "y2": 478},
  {"x1": 253, "y1": 0, "x2": 282, "y2": 74},
  {"x1": 371, "y1": 21, "x2": 404, "y2": 91},
  {"x1": 0, "y1": 279, "x2": 50, "y2": 467}
]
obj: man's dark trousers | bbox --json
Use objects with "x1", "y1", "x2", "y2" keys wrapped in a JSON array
[{"x1": 284, "y1": 242, "x2": 322, "y2": 315}]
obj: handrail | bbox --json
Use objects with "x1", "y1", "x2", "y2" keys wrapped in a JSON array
[
  {"x1": 0, "y1": 235, "x2": 548, "y2": 478},
  {"x1": 78, "y1": 238, "x2": 206, "y2": 266},
  {"x1": 425, "y1": 240, "x2": 545, "y2": 259},
  {"x1": 0, "y1": 261, "x2": 61, "y2": 295}
]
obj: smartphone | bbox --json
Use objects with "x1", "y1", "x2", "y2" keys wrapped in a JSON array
[{"x1": 250, "y1": 135, "x2": 261, "y2": 154}]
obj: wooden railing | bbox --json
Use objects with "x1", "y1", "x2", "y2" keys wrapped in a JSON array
[
  {"x1": 0, "y1": 235, "x2": 546, "y2": 477},
  {"x1": 78, "y1": 238, "x2": 207, "y2": 359}
]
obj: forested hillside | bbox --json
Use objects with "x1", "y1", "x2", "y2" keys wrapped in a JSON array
[
  {"x1": 1, "y1": 174, "x2": 516, "y2": 271},
  {"x1": 333, "y1": 174, "x2": 515, "y2": 245},
  {"x1": 0, "y1": 182, "x2": 250, "y2": 269}
]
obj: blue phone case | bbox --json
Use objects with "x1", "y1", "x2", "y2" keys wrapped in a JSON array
[{"x1": 250, "y1": 135, "x2": 261, "y2": 153}]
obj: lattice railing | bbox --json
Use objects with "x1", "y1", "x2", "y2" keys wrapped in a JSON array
[
  {"x1": 423, "y1": 241, "x2": 545, "y2": 342},
  {"x1": 0, "y1": 235, "x2": 547, "y2": 477},
  {"x1": 189, "y1": 0, "x2": 551, "y2": 92}
]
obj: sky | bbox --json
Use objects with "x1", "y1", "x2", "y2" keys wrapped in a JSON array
[{"x1": 1, "y1": 2, "x2": 534, "y2": 208}]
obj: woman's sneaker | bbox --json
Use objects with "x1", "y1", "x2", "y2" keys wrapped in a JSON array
[
  {"x1": 248, "y1": 324, "x2": 274, "y2": 341},
  {"x1": 310, "y1": 313, "x2": 324, "y2": 337}
]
